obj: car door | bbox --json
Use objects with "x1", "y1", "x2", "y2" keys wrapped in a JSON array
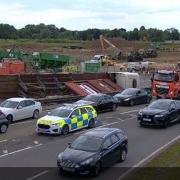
[
  {"x1": 79, "y1": 108, "x2": 88, "y2": 127},
  {"x1": 175, "y1": 101, "x2": 180, "y2": 121},
  {"x1": 69, "y1": 109, "x2": 80, "y2": 131},
  {"x1": 135, "y1": 90, "x2": 144, "y2": 104},
  {"x1": 101, "y1": 136, "x2": 114, "y2": 167},
  {"x1": 16, "y1": 100, "x2": 29, "y2": 120},
  {"x1": 101, "y1": 95, "x2": 112, "y2": 111},
  {"x1": 97, "y1": 97, "x2": 105, "y2": 111},
  {"x1": 168, "y1": 102, "x2": 179, "y2": 123},
  {"x1": 25, "y1": 100, "x2": 36, "y2": 118},
  {"x1": 110, "y1": 133, "x2": 121, "y2": 163}
]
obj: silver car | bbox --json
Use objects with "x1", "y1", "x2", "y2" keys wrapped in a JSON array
[{"x1": 0, "y1": 98, "x2": 42, "y2": 122}]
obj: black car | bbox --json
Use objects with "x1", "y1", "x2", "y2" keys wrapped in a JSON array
[
  {"x1": 75, "y1": 93, "x2": 118, "y2": 112},
  {"x1": 137, "y1": 99, "x2": 180, "y2": 128},
  {"x1": 0, "y1": 111, "x2": 9, "y2": 133},
  {"x1": 114, "y1": 88, "x2": 152, "y2": 106},
  {"x1": 57, "y1": 128, "x2": 128, "y2": 176}
]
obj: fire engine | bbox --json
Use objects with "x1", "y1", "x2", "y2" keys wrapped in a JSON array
[{"x1": 152, "y1": 70, "x2": 180, "y2": 99}]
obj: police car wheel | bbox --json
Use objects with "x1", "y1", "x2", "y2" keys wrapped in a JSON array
[
  {"x1": 61, "y1": 125, "x2": 69, "y2": 135},
  {"x1": 88, "y1": 119, "x2": 95, "y2": 128}
]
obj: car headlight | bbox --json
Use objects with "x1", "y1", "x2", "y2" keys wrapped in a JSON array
[
  {"x1": 124, "y1": 98, "x2": 130, "y2": 101},
  {"x1": 57, "y1": 153, "x2": 63, "y2": 162},
  {"x1": 80, "y1": 158, "x2": 94, "y2": 166},
  {"x1": 155, "y1": 114, "x2": 164, "y2": 118}
]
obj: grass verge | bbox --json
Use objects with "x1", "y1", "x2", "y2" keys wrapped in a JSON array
[{"x1": 126, "y1": 141, "x2": 180, "y2": 180}]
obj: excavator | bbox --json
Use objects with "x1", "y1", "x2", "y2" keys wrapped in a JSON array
[{"x1": 94, "y1": 35, "x2": 122, "y2": 66}]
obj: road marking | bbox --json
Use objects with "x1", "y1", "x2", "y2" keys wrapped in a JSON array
[
  {"x1": 105, "y1": 116, "x2": 114, "y2": 119},
  {"x1": 116, "y1": 134, "x2": 180, "y2": 180},
  {"x1": 0, "y1": 144, "x2": 42, "y2": 158},
  {"x1": 119, "y1": 110, "x2": 138, "y2": 115},
  {"x1": 0, "y1": 139, "x2": 8, "y2": 143},
  {"x1": 26, "y1": 170, "x2": 49, "y2": 180}
]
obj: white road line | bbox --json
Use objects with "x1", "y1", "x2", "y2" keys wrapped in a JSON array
[
  {"x1": 0, "y1": 139, "x2": 8, "y2": 143},
  {"x1": 26, "y1": 170, "x2": 49, "y2": 180},
  {"x1": 105, "y1": 116, "x2": 114, "y2": 119},
  {"x1": 0, "y1": 144, "x2": 42, "y2": 158},
  {"x1": 119, "y1": 110, "x2": 138, "y2": 115},
  {"x1": 116, "y1": 134, "x2": 180, "y2": 180}
]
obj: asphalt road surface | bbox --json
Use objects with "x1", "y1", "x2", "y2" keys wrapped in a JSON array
[{"x1": 0, "y1": 104, "x2": 180, "y2": 180}]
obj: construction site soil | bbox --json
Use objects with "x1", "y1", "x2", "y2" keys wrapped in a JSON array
[{"x1": 1, "y1": 38, "x2": 180, "y2": 63}]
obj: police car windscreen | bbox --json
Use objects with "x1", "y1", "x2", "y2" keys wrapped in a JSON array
[
  {"x1": 70, "y1": 135, "x2": 103, "y2": 152},
  {"x1": 49, "y1": 108, "x2": 72, "y2": 118}
]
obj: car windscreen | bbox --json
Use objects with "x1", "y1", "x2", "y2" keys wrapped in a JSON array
[
  {"x1": 83, "y1": 95, "x2": 100, "y2": 102},
  {"x1": 148, "y1": 101, "x2": 170, "y2": 110},
  {"x1": 154, "y1": 73, "x2": 174, "y2": 82},
  {"x1": 121, "y1": 89, "x2": 138, "y2": 95},
  {"x1": 49, "y1": 108, "x2": 71, "y2": 118},
  {"x1": 70, "y1": 135, "x2": 103, "y2": 152},
  {"x1": 0, "y1": 100, "x2": 19, "y2": 108}
]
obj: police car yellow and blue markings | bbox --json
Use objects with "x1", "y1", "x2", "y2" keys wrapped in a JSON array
[{"x1": 36, "y1": 105, "x2": 97, "y2": 134}]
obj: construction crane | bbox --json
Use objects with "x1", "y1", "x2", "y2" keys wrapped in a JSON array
[{"x1": 99, "y1": 34, "x2": 122, "y2": 60}]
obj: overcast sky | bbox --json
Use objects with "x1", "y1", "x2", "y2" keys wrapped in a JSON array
[{"x1": 0, "y1": 0, "x2": 179, "y2": 30}]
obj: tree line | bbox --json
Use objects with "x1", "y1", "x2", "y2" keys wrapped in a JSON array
[{"x1": 0, "y1": 23, "x2": 179, "y2": 41}]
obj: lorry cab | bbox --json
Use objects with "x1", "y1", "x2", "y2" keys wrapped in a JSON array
[{"x1": 152, "y1": 70, "x2": 180, "y2": 98}]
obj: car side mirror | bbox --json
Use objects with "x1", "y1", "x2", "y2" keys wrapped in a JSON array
[
  {"x1": 169, "y1": 107, "x2": 175, "y2": 112},
  {"x1": 17, "y1": 105, "x2": 23, "y2": 110},
  {"x1": 71, "y1": 115, "x2": 76, "y2": 118}
]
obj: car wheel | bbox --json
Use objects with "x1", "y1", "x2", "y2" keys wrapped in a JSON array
[
  {"x1": 119, "y1": 148, "x2": 127, "y2": 162},
  {"x1": 6, "y1": 114, "x2": 13, "y2": 123},
  {"x1": 61, "y1": 125, "x2": 69, "y2": 135},
  {"x1": 33, "y1": 110, "x2": 39, "y2": 119},
  {"x1": 88, "y1": 119, "x2": 95, "y2": 128},
  {"x1": 0, "y1": 124, "x2": 8, "y2": 133},
  {"x1": 58, "y1": 167, "x2": 65, "y2": 176},
  {"x1": 91, "y1": 162, "x2": 101, "y2": 177},
  {"x1": 129, "y1": 100, "x2": 134, "y2": 106},
  {"x1": 112, "y1": 104, "x2": 117, "y2": 111}
]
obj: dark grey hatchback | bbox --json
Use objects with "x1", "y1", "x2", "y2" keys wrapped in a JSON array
[{"x1": 57, "y1": 128, "x2": 128, "y2": 176}]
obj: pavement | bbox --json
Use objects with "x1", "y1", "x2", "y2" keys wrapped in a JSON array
[{"x1": 0, "y1": 103, "x2": 180, "y2": 180}]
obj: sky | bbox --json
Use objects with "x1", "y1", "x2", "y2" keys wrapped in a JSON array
[{"x1": 0, "y1": 0, "x2": 180, "y2": 30}]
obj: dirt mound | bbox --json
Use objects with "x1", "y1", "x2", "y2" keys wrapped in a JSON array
[{"x1": 83, "y1": 37, "x2": 150, "y2": 51}]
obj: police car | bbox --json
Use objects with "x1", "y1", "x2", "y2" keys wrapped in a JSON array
[{"x1": 36, "y1": 104, "x2": 97, "y2": 135}]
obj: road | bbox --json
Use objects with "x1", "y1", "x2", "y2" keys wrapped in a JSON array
[{"x1": 0, "y1": 104, "x2": 180, "y2": 180}]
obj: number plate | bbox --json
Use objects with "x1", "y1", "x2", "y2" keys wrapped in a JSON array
[
  {"x1": 143, "y1": 118, "x2": 151, "y2": 122},
  {"x1": 62, "y1": 167, "x2": 75, "y2": 172}
]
